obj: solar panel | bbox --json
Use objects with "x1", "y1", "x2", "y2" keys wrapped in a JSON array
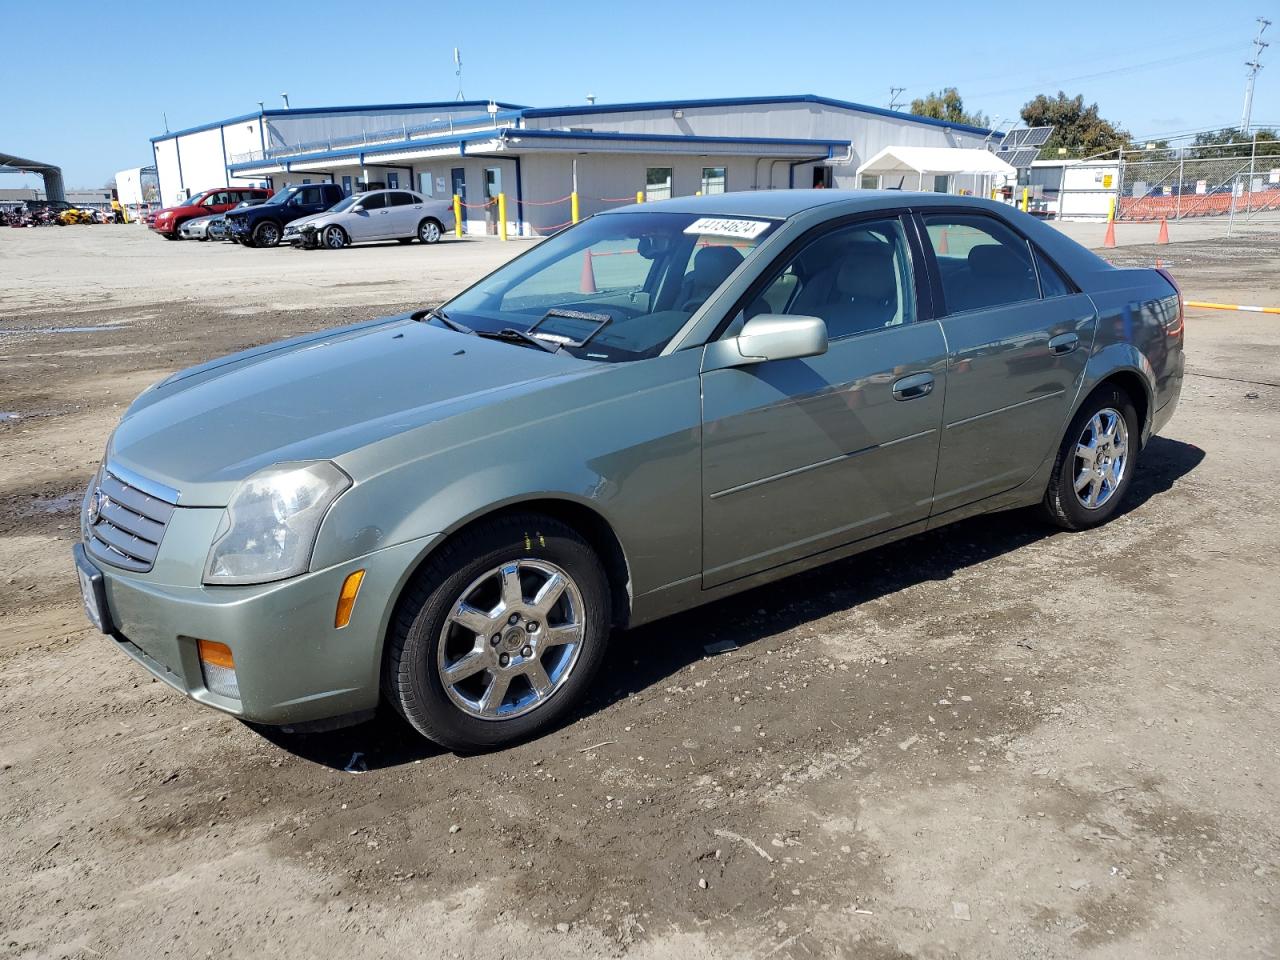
[
  {"x1": 997, "y1": 147, "x2": 1043, "y2": 168},
  {"x1": 1001, "y1": 126, "x2": 1053, "y2": 149}
]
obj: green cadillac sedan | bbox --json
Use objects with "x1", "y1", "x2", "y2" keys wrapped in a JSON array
[{"x1": 74, "y1": 190, "x2": 1184, "y2": 750}]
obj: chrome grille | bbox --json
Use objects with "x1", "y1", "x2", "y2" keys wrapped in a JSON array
[{"x1": 85, "y1": 465, "x2": 179, "y2": 573}]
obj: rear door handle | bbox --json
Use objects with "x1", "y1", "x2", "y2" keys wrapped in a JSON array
[
  {"x1": 1049, "y1": 332, "x2": 1080, "y2": 356},
  {"x1": 892, "y1": 372, "x2": 935, "y2": 401}
]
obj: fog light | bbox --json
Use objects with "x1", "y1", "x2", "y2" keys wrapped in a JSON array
[
  {"x1": 335, "y1": 570, "x2": 365, "y2": 629},
  {"x1": 197, "y1": 639, "x2": 239, "y2": 699}
]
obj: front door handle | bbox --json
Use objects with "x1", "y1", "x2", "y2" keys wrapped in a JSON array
[
  {"x1": 892, "y1": 372, "x2": 935, "y2": 401},
  {"x1": 1049, "y1": 332, "x2": 1080, "y2": 356}
]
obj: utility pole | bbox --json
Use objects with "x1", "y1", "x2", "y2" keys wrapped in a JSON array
[
  {"x1": 888, "y1": 87, "x2": 906, "y2": 111},
  {"x1": 454, "y1": 48, "x2": 465, "y2": 102},
  {"x1": 1241, "y1": 16, "x2": 1271, "y2": 133}
]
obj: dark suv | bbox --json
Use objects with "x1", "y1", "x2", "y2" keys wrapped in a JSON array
[{"x1": 226, "y1": 183, "x2": 345, "y2": 247}]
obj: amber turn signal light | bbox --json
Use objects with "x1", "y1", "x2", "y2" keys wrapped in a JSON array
[
  {"x1": 335, "y1": 570, "x2": 365, "y2": 629},
  {"x1": 196, "y1": 639, "x2": 235, "y2": 669}
]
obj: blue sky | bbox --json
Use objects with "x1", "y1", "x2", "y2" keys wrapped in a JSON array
[{"x1": 2, "y1": 0, "x2": 1275, "y2": 188}]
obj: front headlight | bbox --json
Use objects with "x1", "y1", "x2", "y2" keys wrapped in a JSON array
[{"x1": 203, "y1": 461, "x2": 351, "y2": 585}]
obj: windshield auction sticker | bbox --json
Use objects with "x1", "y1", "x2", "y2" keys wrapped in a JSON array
[{"x1": 683, "y1": 217, "x2": 771, "y2": 240}]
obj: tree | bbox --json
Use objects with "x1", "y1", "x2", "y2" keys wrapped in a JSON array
[
  {"x1": 1020, "y1": 92, "x2": 1129, "y2": 159},
  {"x1": 909, "y1": 88, "x2": 989, "y2": 129},
  {"x1": 1191, "y1": 127, "x2": 1280, "y2": 157}
]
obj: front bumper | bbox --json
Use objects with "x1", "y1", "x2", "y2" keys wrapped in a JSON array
[
  {"x1": 226, "y1": 218, "x2": 251, "y2": 240},
  {"x1": 74, "y1": 529, "x2": 438, "y2": 726}
]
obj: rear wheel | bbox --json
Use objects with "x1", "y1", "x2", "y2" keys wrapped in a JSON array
[
  {"x1": 382, "y1": 513, "x2": 610, "y2": 751},
  {"x1": 252, "y1": 220, "x2": 282, "y2": 247},
  {"x1": 1041, "y1": 385, "x2": 1139, "y2": 530},
  {"x1": 322, "y1": 225, "x2": 348, "y2": 250},
  {"x1": 418, "y1": 218, "x2": 443, "y2": 244}
]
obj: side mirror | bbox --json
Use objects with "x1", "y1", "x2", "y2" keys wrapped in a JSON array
[
  {"x1": 351, "y1": 205, "x2": 364, "y2": 213},
  {"x1": 724, "y1": 314, "x2": 828, "y2": 365}
]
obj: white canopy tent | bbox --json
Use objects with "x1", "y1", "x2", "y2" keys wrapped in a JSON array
[{"x1": 856, "y1": 146, "x2": 1016, "y2": 197}]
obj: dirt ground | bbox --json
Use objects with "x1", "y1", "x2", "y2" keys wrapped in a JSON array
[{"x1": 1, "y1": 224, "x2": 1278, "y2": 960}]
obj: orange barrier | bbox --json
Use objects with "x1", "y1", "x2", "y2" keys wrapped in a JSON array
[
  {"x1": 1185, "y1": 300, "x2": 1280, "y2": 315},
  {"x1": 1120, "y1": 188, "x2": 1280, "y2": 221}
]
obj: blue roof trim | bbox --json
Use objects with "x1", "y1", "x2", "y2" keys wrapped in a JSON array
[
  {"x1": 227, "y1": 127, "x2": 848, "y2": 173},
  {"x1": 152, "y1": 111, "x2": 262, "y2": 143},
  {"x1": 522, "y1": 94, "x2": 993, "y2": 137},
  {"x1": 152, "y1": 101, "x2": 528, "y2": 143}
]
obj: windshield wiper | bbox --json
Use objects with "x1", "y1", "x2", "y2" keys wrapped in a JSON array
[
  {"x1": 418, "y1": 307, "x2": 473, "y2": 335},
  {"x1": 475, "y1": 327, "x2": 561, "y2": 353}
]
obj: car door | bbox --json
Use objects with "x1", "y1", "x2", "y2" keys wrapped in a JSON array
[
  {"x1": 386, "y1": 191, "x2": 420, "y2": 237},
  {"x1": 700, "y1": 215, "x2": 948, "y2": 588},
  {"x1": 916, "y1": 211, "x2": 1098, "y2": 513},
  {"x1": 346, "y1": 192, "x2": 387, "y2": 240}
]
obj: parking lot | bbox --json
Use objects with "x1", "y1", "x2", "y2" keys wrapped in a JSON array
[{"x1": 2, "y1": 224, "x2": 1278, "y2": 959}]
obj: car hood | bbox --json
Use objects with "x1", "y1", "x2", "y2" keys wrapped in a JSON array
[
  {"x1": 285, "y1": 211, "x2": 330, "y2": 230},
  {"x1": 108, "y1": 316, "x2": 592, "y2": 505}
]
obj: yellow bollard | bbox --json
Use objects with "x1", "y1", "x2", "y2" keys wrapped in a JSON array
[
  {"x1": 1108, "y1": 195, "x2": 1116, "y2": 222},
  {"x1": 570, "y1": 191, "x2": 579, "y2": 224},
  {"x1": 453, "y1": 194, "x2": 463, "y2": 238},
  {"x1": 636, "y1": 190, "x2": 644, "y2": 204},
  {"x1": 1021, "y1": 187, "x2": 1029, "y2": 212},
  {"x1": 497, "y1": 193, "x2": 507, "y2": 241}
]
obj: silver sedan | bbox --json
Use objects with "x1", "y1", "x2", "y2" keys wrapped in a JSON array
[{"x1": 285, "y1": 189, "x2": 455, "y2": 249}]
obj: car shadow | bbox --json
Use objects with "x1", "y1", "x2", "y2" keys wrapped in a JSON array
[{"x1": 251, "y1": 435, "x2": 1203, "y2": 768}]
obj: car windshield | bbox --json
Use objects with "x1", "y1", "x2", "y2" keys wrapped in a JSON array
[
  {"x1": 437, "y1": 212, "x2": 778, "y2": 362},
  {"x1": 327, "y1": 195, "x2": 361, "y2": 213},
  {"x1": 261, "y1": 188, "x2": 297, "y2": 206}
]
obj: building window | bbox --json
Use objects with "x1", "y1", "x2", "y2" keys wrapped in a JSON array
[
  {"x1": 387, "y1": 171, "x2": 400, "y2": 189},
  {"x1": 933, "y1": 174, "x2": 950, "y2": 193},
  {"x1": 342, "y1": 175, "x2": 353, "y2": 196},
  {"x1": 701, "y1": 167, "x2": 726, "y2": 195},
  {"x1": 646, "y1": 167, "x2": 673, "y2": 201},
  {"x1": 419, "y1": 172, "x2": 433, "y2": 198},
  {"x1": 301, "y1": 178, "x2": 312, "y2": 185},
  {"x1": 860, "y1": 174, "x2": 879, "y2": 190}
]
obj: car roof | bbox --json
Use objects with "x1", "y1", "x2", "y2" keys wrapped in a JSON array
[{"x1": 605, "y1": 189, "x2": 1020, "y2": 220}]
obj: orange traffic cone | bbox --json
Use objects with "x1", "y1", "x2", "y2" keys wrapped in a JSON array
[
  {"x1": 1156, "y1": 217, "x2": 1169, "y2": 244},
  {"x1": 1103, "y1": 217, "x2": 1116, "y2": 249},
  {"x1": 938, "y1": 227, "x2": 950, "y2": 254},
  {"x1": 580, "y1": 250, "x2": 597, "y2": 294}
]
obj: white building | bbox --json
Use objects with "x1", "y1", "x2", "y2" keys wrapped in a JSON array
[{"x1": 151, "y1": 95, "x2": 994, "y2": 235}]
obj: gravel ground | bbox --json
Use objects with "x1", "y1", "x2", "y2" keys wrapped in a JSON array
[{"x1": 1, "y1": 223, "x2": 1278, "y2": 960}]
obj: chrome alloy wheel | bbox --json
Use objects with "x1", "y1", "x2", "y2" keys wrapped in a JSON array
[
  {"x1": 323, "y1": 225, "x2": 347, "y2": 249},
  {"x1": 419, "y1": 220, "x2": 441, "y2": 243},
  {"x1": 1073, "y1": 407, "x2": 1129, "y2": 510},
  {"x1": 437, "y1": 559, "x2": 585, "y2": 720}
]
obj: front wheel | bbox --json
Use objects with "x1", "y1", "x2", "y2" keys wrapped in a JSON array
[
  {"x1": 417, "y1": 218, "x2": 443, "y2": 244},
  {"x1": 1041, "y1": 385, "x2": 1139, "y2": 530},
  {"x1": 382, "y1": 513, "x2": 611, "y2": 751},
  {"x1": 252, "y1": 220, "x2": 281, "y2": 247},
  {"x1": 321, "y1": 225, "x2": 348, "y2": 250}
]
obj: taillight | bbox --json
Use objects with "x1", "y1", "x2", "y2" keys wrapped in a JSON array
[{"x1": 1155, "y1": 267, "x2": 1184, "y2": 338}]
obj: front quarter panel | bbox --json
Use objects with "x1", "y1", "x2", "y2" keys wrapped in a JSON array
[{"x1": 313, "y1": 349, "x2": 706, "y2": 613}]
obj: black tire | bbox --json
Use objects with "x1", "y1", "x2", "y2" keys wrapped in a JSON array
[
  {"x1": 321, "y1": 225, "x2": 348, "y2": 250},
  {"x1": 252, "y1": 220, "x2": 282, "y2": 247},
  {"x1": 417, "y1": 218, "x2": 444, "y2": 244},
  {"x1": 1041, "y1": 384, "x2": 1140, "y2": 531},
  {"x1": 382, "y1": 513, "x2": 611, "y2": 751}
]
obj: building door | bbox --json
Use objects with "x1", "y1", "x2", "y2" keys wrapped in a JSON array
[
  {"x1": 484, "y1": 167, "x2": 502, "y2": 235},
  {"x1": 342, "y1": 175, "x2": 353, "y2": 196},
  {"x1": 387, "y1": 171, "x2": 400, "y2": 189}
]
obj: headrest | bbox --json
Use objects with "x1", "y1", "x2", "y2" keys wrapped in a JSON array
[
  {"x1": 693, "y1": 244, "x2": 744, "y2": 281},
  {"x1": 835, "y1": 242, "x2": 897, "y2": 300},
  {"x1": 968, "y1": 243, "x2": 1029, "y2": 278}
]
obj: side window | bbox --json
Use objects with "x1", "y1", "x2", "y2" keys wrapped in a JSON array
[
  {"x1": 730, "y1": 217, "x2": 916, "y2": 341},
  {"x1": 360, "y1": 193, "x2": 387, "y2": 210},
  {"x1": 299, "y1": 187, "x2": 323, "y2": 205},
  {"x1": 389, "y1": 191, "x2": 415, "y2": 207},
  {"x1": 922, "y1": 214, "x2": 1039, "y2": 314},
  {"x1": 1033, "y1": 246, "x2": 1073, "y2": 298}
]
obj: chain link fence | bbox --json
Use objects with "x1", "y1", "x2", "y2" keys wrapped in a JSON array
[{"x1": 1117, "y1": 143, "x2": 1280, "y2": 223}]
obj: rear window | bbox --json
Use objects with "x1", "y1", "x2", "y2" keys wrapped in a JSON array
[{"x1": 922, "y1": 214, "x2": 1039, "y2": 314}]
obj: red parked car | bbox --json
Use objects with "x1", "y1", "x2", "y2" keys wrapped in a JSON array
[{"x1": 150, "y1": 187, "x2": 273, "y2": 239}]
